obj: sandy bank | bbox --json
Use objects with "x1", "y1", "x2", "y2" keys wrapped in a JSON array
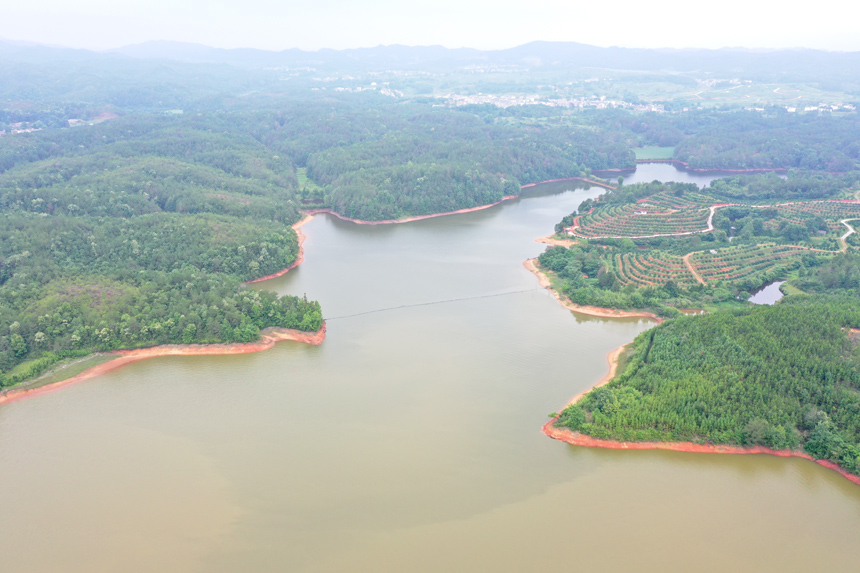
[
  {"x1": 542, "y1": 340, "x2": 860, "y2": 487},
  {"x1": 559, "y1": 344, "x2": 628, "y2": 410},
  {"x1": 0, "y1": 325, "x2": 325, "y2": 407},
  {"x1": 523, "y1": 259, "x2": 662, "y2": 322},
  {"x1": 245, "y1": 214, "x2": 314, "y2": 284},
  {"x1": 302, "y1": 196, "x2": 519, "y2": 225},
  {"x1": 535, "y1": 235, "x2": 578, "y2": 248}
]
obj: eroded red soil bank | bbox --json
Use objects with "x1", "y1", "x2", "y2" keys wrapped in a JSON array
[
  {"x1": 302, "y1": 195, "x2": 520, "y2": 225},
  {"x1": 0, "y1": 325, "x2": 325, "y2": 407},
  {"x1": 523, "y1": 259, "x2": 662, "y2": 322},
  {"x1": 543, "y1": 421, "x2": 860, "y2": 486},
  {"x1": 543, "y1": 341, "x2": 860, "y2": 487},
  {"x1": 245, "y1": 214, "x2": 314, "y2": 283}
]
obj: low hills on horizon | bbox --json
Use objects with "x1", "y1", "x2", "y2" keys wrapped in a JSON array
[{"x1": 2, "y1": 37, "x2": 859, "y2": 77}]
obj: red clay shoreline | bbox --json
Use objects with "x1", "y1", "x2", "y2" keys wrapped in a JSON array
[
  {"x1": 523, "y1": 258, "x2": 663, "y2": 322},
  {"x1": 301, "y1": 195, "x2": 520, "y2": 225},
  {"x1": 283, "y1": 175, "x2": 624, "y2": 228},
  {"x1": 542, "y1": 342, "x2": 860, "y2": 487},
  {"x1": 0, "y1": 325, "x2": 326, "y2": 407},
  {"x1": 529, "y1": 194, "x2": 860, "y2": 486},
  {"x1": 0, "y1": 178, "x2": 583, "y2": 405},
  {"x1": 2, "y1": 213, "x2": 326, "y2": 407},
  {"x1": 245, "y1": 214, "x2": 314, "y2": 283},
  {"x1": 298, "y1": 176, "x2": 618, "y2": 226}
]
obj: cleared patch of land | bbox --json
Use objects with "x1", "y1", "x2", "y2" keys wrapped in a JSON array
[{"x1": 634, "y1": 147, "x2": 674, "y2": 160}]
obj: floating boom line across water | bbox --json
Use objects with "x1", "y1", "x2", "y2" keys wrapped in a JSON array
[{"x1": 323, "y1": 289, "x2": 538, "y2": 321}]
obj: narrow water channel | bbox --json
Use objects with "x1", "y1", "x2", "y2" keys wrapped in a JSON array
[{"x1": 1, "y1": 173, "x2": 858, "y2": 572}]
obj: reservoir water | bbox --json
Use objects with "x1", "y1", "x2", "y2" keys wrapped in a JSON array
[
  {"x1": 2, "y1": 172, "x2": 860, "y2": 571},
  {"x1": 603, "y1": 162, "x2": 745, "y2": 188},
  {"x1": 749, "y1": 281, "x2": 786, "y2": 305}
]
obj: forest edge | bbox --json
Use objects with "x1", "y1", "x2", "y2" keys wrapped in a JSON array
[{"x1": 531, "y1": 276, "x2": 860, "y2": 488}]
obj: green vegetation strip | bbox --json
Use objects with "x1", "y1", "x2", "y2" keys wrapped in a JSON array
[{"x1": 12, "y1": 354, "x2": 116, "y2": 392}]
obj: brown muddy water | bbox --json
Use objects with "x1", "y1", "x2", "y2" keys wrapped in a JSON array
[{"x1": 2, "y1": 173, "x2": 859, "y2": 572}]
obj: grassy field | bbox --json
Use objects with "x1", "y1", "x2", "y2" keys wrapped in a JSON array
[
  {"x1": 296, "y1": 167, "x2": 318, "y2": 189},
  {"x1": 634, "y1": 147, "x2": 674, "y2": 160},
  {"x1": 10, "y1": 354, "x2": 116, "y2": 391},
  {"x1": 296, "y1": 167, "x2": 326, "y2": 203}
]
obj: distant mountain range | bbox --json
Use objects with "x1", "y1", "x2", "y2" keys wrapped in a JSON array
[
  {"x1": 106, "y1": 40, "x2": 860, "y2": 76},
  {"x1": 0, "y1": 38, "x2": 857, "y2": 110},
  {"x1": 2, "y1": 38, "x2": 858, "y2": 78}
]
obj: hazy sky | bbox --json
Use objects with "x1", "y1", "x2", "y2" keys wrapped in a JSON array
[{"x1": 5, "y1": 0, "x2": 860, "y2": 52}]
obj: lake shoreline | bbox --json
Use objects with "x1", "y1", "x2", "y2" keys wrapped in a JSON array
[
  {"x1": 542, "y1": 341, "x2": 860, "y2": 487},
  {"x1": 601, "y1": 160, "x2": 789, "y2": 175},
  {"x1": 297, "y1": 175, "x2": 617, "y2": 226},
  {"x1": 3, "y1": 210, "x2": 324, "y2": 404},
  {"x1": 245, "y1": 214, "x2": 314, "y2": 284},
  {"x1": 301, "y1": 195, "x2": 520, "y2": 225},
  {"x1": 0, "y1": 177, "x2": 595, "y2": 404},
  {"x1": 523, "y1": 258, "x2": 662, "y2": 322},
  {"x1": 0, "y1": 325, "x2": 326, "y2": 407},
  {"x1": 535, "y1": 234, "x2": 577, "y2": 247},
  {"x1": 558, "y1": 343, "x2": 629, "y2": 410}
]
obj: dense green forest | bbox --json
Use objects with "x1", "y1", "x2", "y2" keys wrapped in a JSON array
[
  {"x1": 2, "y1": 79, "x2": 859, "y2": 387},
  {"x1": 589, "y1": 108, "x2": 860, "y2": 171},
  {"x1": 555, "y1": 297, "x2": 860, "y2": 477},
  {"x1": 251, "y1": 103, "x2": 634, "y2": 220},
  {"x1": 674, "y1": 112, "x2": 860, "y2": 171},
  {"x1": 1, "y1": 104, "x2": 638, "y2": 221},
  {"x1": 0, "y1": 101, "x2": 638, "y2": 385},
  {"x1": 0, "y1": 116, "x2": 323, "y2": 387},
  {"x1": 462, "y1": 108, "x2": 860, "y2": 172}
]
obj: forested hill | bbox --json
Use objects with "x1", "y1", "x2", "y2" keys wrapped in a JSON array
[
  {"x1": 0, "y1": 102, "x2": 639, "y2": 387},
  {"x1": 2, "y1": 86, "x2": 858, "y2": 384},
  {"x1": 297, "y1": 107, "x2": 632, "y2": 220},
  {"x1": 555, "y1": 296, "x2": 860, "y2": 478},
  {"x1": 673, "y1": 112, "x2": 860, "y2": 171},
  {"x1": 0, "y1": 115, "x2": 322, "y2": 388},
  {"x1": 1, "y1": 105, "x2": 636, "y2": 222}
]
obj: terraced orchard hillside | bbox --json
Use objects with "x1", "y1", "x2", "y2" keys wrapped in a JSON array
[{"x1": 538, "y1": 174, "x2": 860, "y2": 314}]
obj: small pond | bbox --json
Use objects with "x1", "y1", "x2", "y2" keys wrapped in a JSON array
[{"x1": 748, "y1": 281, "x2": 786, "y2": 305}]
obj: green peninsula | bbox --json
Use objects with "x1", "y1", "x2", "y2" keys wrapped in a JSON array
[{"x1": 555, "y1": 297, "x2": 860, "y2": 478}]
